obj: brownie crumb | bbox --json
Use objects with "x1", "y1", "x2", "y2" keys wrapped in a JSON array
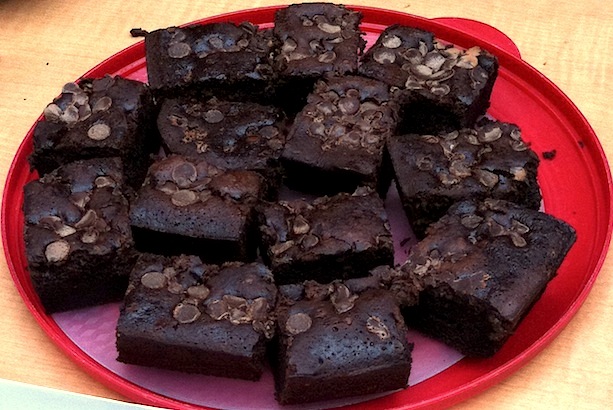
[
  {"x1": 130, "y1": 28, "x2": 148, "y2": 37},
  {"x1": 542, "y1": 150, "x2": 557, "y2": 160},
  {"x1": 578, "y1": 141, "x2": 585, "y2": 148}
]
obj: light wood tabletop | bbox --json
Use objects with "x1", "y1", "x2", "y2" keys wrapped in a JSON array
[{"x1": 1, "y1": 0, "x2": 611, "y2": 409}]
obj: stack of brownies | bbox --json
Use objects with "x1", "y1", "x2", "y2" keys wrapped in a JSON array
[{"x1": 22, "y1": 3, "x2": 576, "y2": 405}]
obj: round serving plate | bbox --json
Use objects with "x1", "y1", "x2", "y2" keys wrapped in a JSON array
[{"x1": 3, "y1": 5, "x2": 612, "y2": 410}]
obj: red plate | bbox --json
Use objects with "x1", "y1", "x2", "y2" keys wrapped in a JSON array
[{"x1": 3, "y1": 5, "x2": 612, "y2": 410}]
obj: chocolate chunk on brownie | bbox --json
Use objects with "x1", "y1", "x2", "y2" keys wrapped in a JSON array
[
  {"x1": 273, "y1": 3, "x2": 365, "y2": 112},
  {"x1": 23, "y1": 158, "x2": 136, "y2": 313},
  {"x1": 129, "y1": 155, "x2": 265, "y2": 263},
  {"x1": 29, "y1": 75, "x2": 155, "y2": 187},
  {"x1": 359, "y1": 25, "x2": 498, "y2": 134},
  {"x1": 273, "y1": 278, "x2": 412, "y2": 405},
  {"x1": 157, "y1": 96, "x2": 287, "y2": 198},
  {"x1": 398, "y1": 199, "x2": 576, "y2": 356},
  {"x1": 258, "y1": 187, "x2": 394, "y2": 285},
  {"x1": 280, "y1": 75, "x2": 399, "y2": 195},
  {"x1": 145, "y1": 22, "x2": 277, "y2": 103},
  {"x1": 388, "y1": 119, "x2": 541, "y2": 238},
  {"x1": 116, "y1": 254, "x2": 277, "y2": 380}
]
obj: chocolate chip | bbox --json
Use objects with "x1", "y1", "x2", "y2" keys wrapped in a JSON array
[
  {"x1": 424, "y1": 51, "x2": 446, "y2": 71},
  {"x1": 248, "y1": 297, "x2": 269, "y2": 321},
  {"x1": 474, "y1": 169, "x2": 499, "y2": 187},
  {"x1": 292, "y1": 215, "x2": 310, "y2": 235},
  {"x1": 366, "y1": 316, "x2": 391, "y2": 340},
  {"x1": 92, "y1": 96, "x2": 113, "y2": 113},
  {"x1": 171, "y1": 161, "x2": 198, "y2": 188},
  {"x1": 87, "y1": 123, "x2": 111, "y2": 141},
  {"x1": 430, "y1": 83, "x2": 450, "y2": 96},
  {"x1": 480, "y1": 126, "x2": 503, "y2": 142},
  {"x1": 158, "y1": 181, "x2": 178, "y2": 195},
  {"x1": 317, "y1": 50, "x2": 336, "y2": 63},
  {"x1": 80, "y1": 230, "x2": 99, "y2": 244},
  {"x1": 167, "y1": 280, "x2": 184, "y2": 295},
  {"x1": 171, "y1": 190, "x2": 198, "y2": 207},
  {"x1": 173, "y1": 303, "x2": 201, "y2": 324},
  {"x1": 449, "y1": 159, "x2": 472, "y2": 178},
  {"x1": 338, "y1": 96, "x2": 360, "y2": 115},
  {"x1": 330, "y1": 284, "x2": 358, "y2": 314},
  {"x1": 461, "y1": 214, "x2": 484, "y2": 229},
  {"x1": 168, "y1": 42, "x2": 191, "y2": 59},
  {"x1": 206, "y1": 299, "x2": 229, "y2": 320},
  {"x1": 301, "y1": 234, "x2": 319, "y2": 249},
  {"x1": 61, "y1": 105, "x2": 79, "y2": 124},
  {"x1": 510, "y1": 233, "x2": 527, "y2": 247},
  {"x1": 510, "y1": 139, "x2": 529, "y2": 151},
  {"x1": 94, "y1": 175, "x2": 116, "y2": 188},
  {"x1": 373, "y1": 49, "x2": 396, "y2": 64},
  {"x1": 286, "y1": 312, "x2": 312, "y2": 335},
  {"x1": 204, "y1": 109, "x2": 224, "y2": 123},
  {"x1": 186, "y1": 285, "x2": 210, "y2": 300},
  {"x1": 282, "y1": 38, "x2": 297, "y2": 54},
  {"x1": 43, "y1": 104, "x2": 62, "y2": 122},
  {"x1": 512, "y1": 219, "x2": 530, "y2": 234},
  {"x1": 382, "y1": 35, "x2": 402, "y2": 49},
  {"x1": 62, "y1": 82, "x2": 81, "y2": 94},
  {"x1": 55, "y1": 224, "x2": 76, "y2": 238},
  {"x1": 317, "y1": 22, "x2": 341, "y2": 34},
  {"x1": 45, "y1": 240, "x2": 70, "y2": 262},
  {"x1": 74, "y1": 209, "x2": 97, "y2": 229},
  {"x1": 140, "y1": 271, "x2": 168, "y2": 289}
]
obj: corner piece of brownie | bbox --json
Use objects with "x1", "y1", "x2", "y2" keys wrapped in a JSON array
[
  {"x1": 399, "y1": 198, "x2": 576, "y2": 356},
  {"x1": 23, "y1": 157, "x2": 136, "y2": 313},
  {"x1": 281, "y1": 75, "x2": 399, "y2": 195},
  {"x1": 157, "y1": 96, "x2": 287, "y2": 198},
  {"x1": 273, "y1": 278, "x2": 413, "y2": 405},
  {"x1": 388, "y1": 119, "x2": 541, "y2": 238},
  {"x1": 129, "y1": 155, "x2": 265, "y2": 263},
  {"x1": 273, "y1": 3, "x2": 365, "y2": 112},
  {"x1": 144, "y1": 22, "x2": 277, "y2": 103},
  {"x1": 258, "y1": 187, "x2": 394, "y2": 285},
  {"x1": 29, "y1": 75, "x2": 155, "y2": 187},
  {"x1": 359, "y1": 24, "x2": 498, "y2": 134},
  {"x1": 116, "y1": 254, "x2": 277, "y2": 380}
]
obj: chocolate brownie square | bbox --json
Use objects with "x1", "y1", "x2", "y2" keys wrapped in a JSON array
[
  {"x1": 144, "y1": 22, "x2": 276, "y2": 103},
  {"x1": 129, "y1": 155, "x2": 265, "y2": 263},
  {"x1": 157, "y1": 96, "x2": 287, "y2": 198},
  {"x1": 359, "y1": 24, "x2": 498, "y2": 134},
  {"x1": 29, "y1": 75, "x2": 155, "y2": 187},
  {"x1": 116, "y1": 254, "x2": 277, "y2": 380},
  {"x1": 258, "y1": 187, "x2": 394, "y2": 285},
  {"x1": 388, "y1": 119, "x2": 541, "y2": 238},
  {"x1": 280, "y1": 75, "x2": 399, "y2": 195},
  {"x1": 273, "y1": 278, "x2": 413, "y2": 404},
  {"x1": 23, "y1": 157, "x2": 136, "y2": 313},
  {"x1": 399, "y1": 199, "x2": 576, "y2": 356},
  {"x1": 273, "y1": 3, "x2": 365, "y2": 112}
]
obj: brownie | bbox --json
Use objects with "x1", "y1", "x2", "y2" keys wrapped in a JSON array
[
  {"x1": 23, "y1": 158, "x2": 136, "y2": 313},
  {"x1": 116, "y1": 254, "x2": 277, "y2": 380},
  {"x1": 398, "y1": 199, "x2": 576, "y2": 356},
  {"x1": 273, "y1": 3, "x2": 365, "y2": 112},
  {"x1": 388, "y1": 119, "x2": 541, "y2": 238},
  {"x1": 129, "y1": 155, "x2": 265, "y2": 263},
  {"x1": 157, "y1": 96, "x2": 287, "y2": 198},
  {"x1": 280, "y1": 75, "x2": 399, "y2": 195},
  {"x1": 29, "y1": 75, "x2": 155, "y2": 187},
  {"x1": 359, "y1": 24, "x2": 498, "y2": 134},
  {"x1": 258, "y1": 187, "x2": 394, "y2": 285},
  {"x1": 273, "y1": 278, "x2": 413, "y2": 404},
  {"x1": 144, "y1": 22, "x2": 277, "y2": 103}
]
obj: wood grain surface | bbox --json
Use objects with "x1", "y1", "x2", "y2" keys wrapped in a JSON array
[{"x1": 0, "y1": 1, "x2": 611, "y2": 408}]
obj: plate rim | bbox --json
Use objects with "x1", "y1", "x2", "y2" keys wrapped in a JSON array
[{"x1": 3, "y1": 4, "x2": 612, "y2": 410}]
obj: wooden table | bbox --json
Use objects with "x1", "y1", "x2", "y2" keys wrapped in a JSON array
[{"x1": 1, "y1": 1, "x2": 611, "y2": 408}]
